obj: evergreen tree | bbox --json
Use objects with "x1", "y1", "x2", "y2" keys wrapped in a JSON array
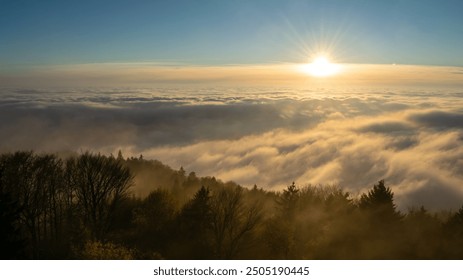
[
  {"x1": 278, "y1": 182, "x2": 300, "y2": 219},
  {"x1": 117, "y1": 150, "x2": 124, "y2": 161},
  {"x1": 357, "y1": 180, "x2": 404, "y2": 258},
  {"x1": 359, "y1": 180, "x2": 402, "y2": 223},
  {"x1": 175, "y1": 186, "x2": 213, "y2": 259},
  {"x1": 266, "y1": 182, "x2": 301, "y2": 259},
  {"x1": 181, "y1": 186, "x2": 211, "y2": 229}
]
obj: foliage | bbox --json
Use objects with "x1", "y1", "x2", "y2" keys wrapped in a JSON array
[
  {"x1": 76, "y1": 241, "x2": 135, "y2": 260},
  {"x1": 66, "y1": 152, "x2": 133, "y2": 240},
  {"x1": 209, "y1": 186, "x2": 262, "y2": 259},
  {"x1": 359, "y1": 179, "x2": 402, "y2": 223},
  {"x1": 2, "y1": 150, "x2": 463, "y2": 259}
]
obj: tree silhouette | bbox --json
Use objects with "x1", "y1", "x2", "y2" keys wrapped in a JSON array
[
  {"x1": 132, "y1": 189, "x2": 176, "y2": 257},
  {"x1": 180, "y1": 186, "x2": 211, "y2": 231},
  {"x1": 4, "y1": 150, "x2": 463, "y2": 260},
  {"x1": 175, "y1": 186, "x2": 213, "y2": 259},
  {"x1": 403, "y1": 206, "x2": 443, "y2": 259},
  {"x1": 278, "y1": 182, "x2": 300, "y2": 219},
  {"x1": 66, "y1": 153, "x2": 133, "y2": 240},
  {"x1": 0, "y1": 169, "x2": 26, "y2": 259},
  {"x1": 314, "y1": 187, "x2": 360, "y2": 259},
  {"x1": 442, "y1": 205, "x2": 463, "y2": 258},
  {"x1": 117, "y1": 150, "x2": 124, "y2": 161},
  {"x1": 0, "y1": 152, "x2": 67, "y2": 258},
  {"x1": 266, "y1": 182, "x2": 301, "y2": 259},
  {"x1": 358, "y1": 180, "x2": 404, "y2": 258},
  {"x1": 210, "y1": 186, "x2": 261, "y2": 259},
  {"x1": 359, "y1": 180, "x2": 402, "y2": 223}
]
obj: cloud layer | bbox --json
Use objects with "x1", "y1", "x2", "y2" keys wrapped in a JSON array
[
  {"x1": 2, "y1": 63, "x2": 463, "y2": 88},
  {"x1": 1, "y1": 85, "x2": 463, "y2": 210}
]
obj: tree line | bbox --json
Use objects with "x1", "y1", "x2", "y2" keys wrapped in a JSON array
[{"x1": 1, "y1": 151, "x2": 463, "y2": 259}]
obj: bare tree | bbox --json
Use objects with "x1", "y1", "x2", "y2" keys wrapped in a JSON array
[
  {"x1": 0, "y1": 152, "x2": 66, "y2": 258},
  {"x1": 66, "y1": 153, "x2": 133, "y2": 240},
  {"x1": 210, "y1": 186, "x2": 261, "y2": 259}
]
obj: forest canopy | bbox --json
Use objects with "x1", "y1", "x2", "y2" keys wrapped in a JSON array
[{"x1": 1, "y1": 151, "x2": 463, "y2": 260}]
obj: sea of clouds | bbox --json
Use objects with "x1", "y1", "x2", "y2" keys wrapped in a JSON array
[{"x1": 1, "y1": 86, "x2": 462, "y2": 210}]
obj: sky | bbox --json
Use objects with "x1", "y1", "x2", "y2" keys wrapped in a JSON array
[
  {"x1": 1, "y1": 1, "x2": 463, "y2": 210},
  {"x1": 1, "y1": 0, "x2": 463, "y2": 68}
]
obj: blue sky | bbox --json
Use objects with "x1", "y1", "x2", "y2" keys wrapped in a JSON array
[{"x1": 1, "y1": 0, "x2": 463, "y2": 67}]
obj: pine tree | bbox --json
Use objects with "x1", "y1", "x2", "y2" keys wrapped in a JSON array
[
  {"x1": 278, "y1": 182, "x2": 300, "y2": 219},
  {"x1": 117, "y1": 150, "x2": 124, "y2": 161},
  {"x1": 359, "y1": 180, "x2": 402, "y2": 223},
  {"x1": 174, "y1": 186, "x2": 212, "y2": 259}
]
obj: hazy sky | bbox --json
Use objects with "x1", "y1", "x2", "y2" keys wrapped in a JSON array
[{"x1": 2, "y1": 0, "x2": 463, "y2": 68}]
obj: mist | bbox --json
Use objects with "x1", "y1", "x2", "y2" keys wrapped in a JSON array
[{"x1": 1, "y1": 85, "x2": 462, "y2": 210}]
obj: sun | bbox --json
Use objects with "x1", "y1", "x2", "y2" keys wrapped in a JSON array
[{"x1": 302, "y1": 55, "x2": 341, "y2": 77}]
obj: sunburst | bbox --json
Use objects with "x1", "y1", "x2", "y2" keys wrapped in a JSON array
[{"x1": 302, "y1": 55, "x2": 341, "y2": 77}]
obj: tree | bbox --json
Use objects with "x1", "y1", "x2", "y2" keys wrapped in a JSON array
[
  {"x1": 313, "y1": 187, "x2": 360, "y2": 259},
  {"x1": 117, "y1": 150, "x2": 124, "y2": 161},
  {"x1": 278, "y1": 182, "x2": 300, "y2": 219},
  {"x1": 180, "y1": 186, "x2": 211, "y2": 232},
  {"x1": 132, "y1": 189, "x2": 176, "y2": 257},
  {"x1": 359, "y1": 180, "x2": 402, "y2": 223},
  {"x1": 442, "y1": 205, "x2": 463, "y2": 258},
  {"x1": 357, "y1": 180, "x2": 404, "y2": 258},
  {"x1": 0, "y1": 168, "x2": 26, "y2": 259},
  {"x1": 446, "y1": 206, "x2": 463, "y2": 231},
  {"x1": 175, "y1": 186, "x2": 213, "y2": 259},
  {"x1": 265, "y1": 182, "x2": 301, "y2": 259},
  {"x1": 66, "y1": 153, "x2": 133, "y2": 240},
  {"x1": 0, "y1": 152, "x2": 67, "y2": 258},
  {"x1": 403, "y1": 206, "x2": 443, "y2": 259},
  {"x1": 210, "y1": 186, "x2": 261, "y2": 259}
]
